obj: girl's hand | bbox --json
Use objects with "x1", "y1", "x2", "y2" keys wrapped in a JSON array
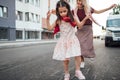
[
  {"x1": 47, "y1": 10, "x2": 52, "y2": 20},
  {"x1": 85, "y1": 13, "x2": 91, "y2": 20},
  {"x1": 51, "y1": 9, "x2": 56, "y2": 15}
]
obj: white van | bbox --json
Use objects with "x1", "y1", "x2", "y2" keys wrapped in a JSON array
[{"x1": 105, "y1": 15, "x2": 120, "y2": 47}]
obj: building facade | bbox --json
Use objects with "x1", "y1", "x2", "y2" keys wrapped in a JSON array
[
  {"x1": 0, "y1": 0, "x2": 16, "y2": 41},
  {"x1": 16, "y1": 0, "x2": 41, "y2": 40},
  {"x1": 0, "y1": 0, "x2": 43, "y2": 41},
  {"x1": 0, "y1": 0, "x2": 75, "y2": 41}
]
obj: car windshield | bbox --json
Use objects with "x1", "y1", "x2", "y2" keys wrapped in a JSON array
[{"x1": 107, "y1": 19, "x2": 120, "y2": 27}]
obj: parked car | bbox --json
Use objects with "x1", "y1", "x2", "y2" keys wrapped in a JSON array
[{"x1": 105, "y1": 15, "x2": 120, "y2": 47}]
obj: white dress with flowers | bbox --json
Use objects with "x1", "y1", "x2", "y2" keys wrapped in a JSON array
[{"x1": 53, "y1": 21, "x2": 81, "y2": 61}]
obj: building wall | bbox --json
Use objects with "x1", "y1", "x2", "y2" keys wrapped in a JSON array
[
  {"x1": 1, "y1": 0, "x2": 75, "y2": 41},
  {"x1": 16, "y1": 0, "x2": 42, "y2": 40},
  {"x1": 0, "y1": 0, "x2": 16, "y2": 41}
]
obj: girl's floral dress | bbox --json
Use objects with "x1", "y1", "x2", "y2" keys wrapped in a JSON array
[{"x1": 53, "y1": 21, "x2": 81, "y2": 61}]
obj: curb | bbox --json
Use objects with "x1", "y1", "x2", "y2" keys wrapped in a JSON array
[{"x1": 0, "y1": 40, "x2": 57, "y2": 49}]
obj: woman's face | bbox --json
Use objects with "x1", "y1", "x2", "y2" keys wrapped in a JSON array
[
  {"x1": 76, "y1": 0, "x2": 83, "y2": 8},
  {"x1": 59, "y1": 6, "x2": 68, "y2": 17}
]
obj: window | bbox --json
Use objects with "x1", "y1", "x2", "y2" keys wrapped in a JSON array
[
  {"x1": 35, "y1": 0, "x2": 40, "y2": 7},
  {"x1": 18, "y1": 0, "x2": 23, "y2": 2},
  {"x1": 107, "y1": 19, "x2": 120, "y2": 27},
  {"x1": 0, "y1": 28, "x2": 8, "y2": 40},
  {"x1": 34, "y1": 14, "x2": 37, "y2": 22},
  {"x1": 25, "y1": 0, "x2": 29, "y2": 3},
  {"x1": 0, "y1": 7, "x2": 3, "y2": 17},
  {"x1": 29, "y1": 13, "x2": 32, "y2": 21},
  {"x1": 25, "y1": 31, "x2": 39, "y2": 39},
  {"x1": 29, "y1": 13, "x2": 35, "y2": 22},
  {"x1": 16, "y1": 30, "x2": 22, "y2": 39},
  {"x1": 29, "y1": 0, "x2": 34, "y2": 5},
  {"x1": 25, "y1": 12, "x2": 40, "y2": 23},
  {"x1": 31, "y1": 0, "x2": 34, "y2": 5},
  {"x1": 38, "y1": 0, "x2": 40, "y2": 7},
  {"x1": 16, "y1": 11, "x2": 23, "y2": 20},
  {"x1": 0, "y1": 5, "x2": 8, "y2": 18},
  {"x1": 36, "y1": 14, "x2": 40, "y2": 23},
  {"x1": 31, "y1": 13, "x2": 34, "y2": 22},
  {"x1": 25, "y1": 12, "x2": 29, "y2": 21}
]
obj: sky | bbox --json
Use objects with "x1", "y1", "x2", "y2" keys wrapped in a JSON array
[{"x1": 88, "y1": 0, "x2": 120, "y2": 35}]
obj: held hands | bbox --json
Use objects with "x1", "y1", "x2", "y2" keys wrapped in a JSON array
[{"x1": 84, "y1": 13, "x2": 91, "y2": 20}]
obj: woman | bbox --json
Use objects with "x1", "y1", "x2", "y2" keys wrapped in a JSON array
[{"x1": 75, "y1": 0, "x2": 117, "y2": 68}]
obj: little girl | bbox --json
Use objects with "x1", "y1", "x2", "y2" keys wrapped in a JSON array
[{"x1": 46, "y1": 0, "x2": 89, "y2": 80}]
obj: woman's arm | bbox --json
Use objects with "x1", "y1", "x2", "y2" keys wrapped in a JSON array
[
  {"x1": 74, "y1": 15, "x2": 90, "y2": 29},
  {"x1": 46, "y1": 11, "x2": 57, "y2": 31},
  {"x1": 93, "y1": 4, "x2": 117, "y2": 14}
]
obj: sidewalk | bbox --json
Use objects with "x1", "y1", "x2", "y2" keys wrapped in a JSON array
[{"x1": 0, "y1": 39, "x2": 57, "y2": 49}]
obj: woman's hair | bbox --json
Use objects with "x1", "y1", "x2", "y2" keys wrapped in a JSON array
[
  {"x1": 77, "y1": 0, "x2": 91, "y2": 14},
  {"x1": 56, "y1": 0, "x2": 74, "y2": 22},
  {"x1": 76, "y1": 0, "x2": 100, "y2": 26},
  {"x1": 83, "y1": 0, "x2": 91, "y2": 14}
]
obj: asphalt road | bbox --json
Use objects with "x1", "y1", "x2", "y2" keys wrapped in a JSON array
[{"x1": 0, "y1": 39, "x2": 120, "y2": 80}]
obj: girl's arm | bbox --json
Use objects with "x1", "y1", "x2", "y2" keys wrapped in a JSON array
[
  {"x1": 46, "y1": 11, "x2": 57, "y2": 30},
  {"x1": 74, "y1": 15, "x2": 90, "y2": 29},
  {"x1": 93, "y1": 4, "x2": 117, "y2": 14}
]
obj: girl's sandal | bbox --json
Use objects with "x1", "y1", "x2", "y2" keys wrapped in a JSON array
[
  {"x1": 64, "y1": 73, "x2": 70, "y2": 80},
  {"x1": 75, "y1": 70, "x2": 85, "y2": 80}
]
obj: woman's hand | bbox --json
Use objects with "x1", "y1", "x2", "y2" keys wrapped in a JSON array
[{"x1": 110, "y1": 4, "x2": 117, "y2": 9}]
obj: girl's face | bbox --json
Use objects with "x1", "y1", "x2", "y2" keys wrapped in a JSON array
[
  {"x1": 59, "y1": 7, "x2": 68, "y2": 17},
  {"x1": 76, "y1": 0, "x2": 83, "y2": 8}
]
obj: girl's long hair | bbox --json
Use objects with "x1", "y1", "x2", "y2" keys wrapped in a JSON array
[{"x1": 56, "y1": 0, "x2": 74, "y2": 22}]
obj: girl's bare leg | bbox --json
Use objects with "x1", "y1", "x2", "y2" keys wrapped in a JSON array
[
  {"x1": 75, "y1": 56, "x2": 81, "y2": 70},
  {"x1": 75, "y1": 56, "x2": 85, "y2": 79},
  {"x1": 63, "y1": 60, "x2": 69, "y2": 74},
  {"x1": 63, "y1": 60, "x2": 70, "y2": 80}
]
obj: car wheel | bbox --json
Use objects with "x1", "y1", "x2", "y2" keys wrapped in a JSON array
[{"x1": 105, "y1": 38, "x2": 109, "y2": 47}]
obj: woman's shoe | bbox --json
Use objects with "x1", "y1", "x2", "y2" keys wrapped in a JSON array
[
  {"x1": 75, "y1": 70, "x2": 85, "y2": 80},
  {"x1": 90, "y1": 58, "x2": 95, "y2": 61},
  {"x1": 64, "y1": 73, "x2": 70, "y2": 80},
  {"x1": 80, "y1": 62, "x2": 85, "y2": 68}
]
